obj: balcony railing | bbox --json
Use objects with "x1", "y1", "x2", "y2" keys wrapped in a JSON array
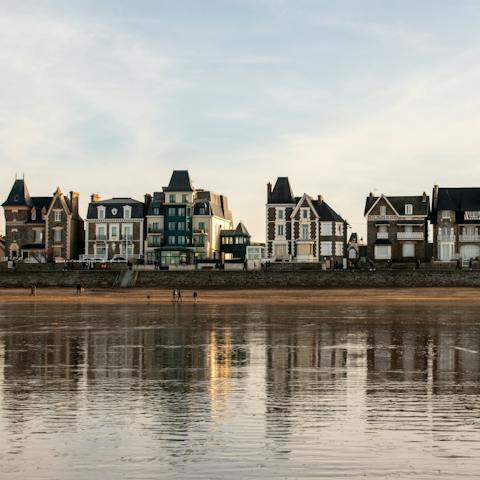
[
  {"x1": 397, "y1": 232, "x2": 424, "y2": 240},
  {"x1": 377, "y1": 232, "x2": 389, "y2": 239},
  {"x1": 193, "y1": 229, "x2": 206, "y2": 235},
  {"x1": 459, "y1": 234, "x2": 480, "y2": 242},
  {"x1": 438, "y1": 234, "x2": 455, "y2": 242},
  {"x1": 148, "y1": 227, "x2": 162, "y2": 233},
  {"x1": 96, "y1": 235, "x2": 107, "y2": 241}
]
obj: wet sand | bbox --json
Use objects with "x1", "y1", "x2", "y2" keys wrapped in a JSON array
[{"x1": 0, "y1": 287, "x2": 479, "y2": 305}]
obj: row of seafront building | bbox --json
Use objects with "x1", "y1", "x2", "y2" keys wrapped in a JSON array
[{"x1": 2, "y1": 171, "x2": 480, "y2": 267}]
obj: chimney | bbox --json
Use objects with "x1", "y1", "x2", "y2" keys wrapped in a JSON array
[
  {"x1": 267, "y1": 182, "x2": 272, "y2": 201},
  {"x1": 369, "y1": 192, "x2": 373, "y2": 197},
  {"x1": 90, "y1": 193, "x2": 100, "y2": 203},
  {"x1": 144, "y1": 193, "x2": 152, "y2": 210},
  {"x1": 422, "y1": 191, "x2": 427, "y2": 202},
  {"x1": 317, "y1": 194, "x2": 323, "y2": 203},
  {"x1": 70, "y1": 191, "x2": 80, "y2": 214}
]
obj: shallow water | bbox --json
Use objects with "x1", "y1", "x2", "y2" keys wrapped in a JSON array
[{"x1": 0, "y1": 302, "x2": 479, "y2": 479}]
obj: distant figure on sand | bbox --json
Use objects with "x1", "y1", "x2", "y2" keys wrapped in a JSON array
[
  {"x1": 193, "y1": 291, "x2": 198, "y2": 304},
  {"x1": 177, "y1": 290, "x2": 182, "y2": 303},
  {"x1": 30, "y1": 285, "x2": 36, "y2": 296},
  {"x1": 172, "y1": 289, "x2": 177, "y2": 302},
  {"x1": 76, "y1": 283, "x2": 83, "y2": 295}
]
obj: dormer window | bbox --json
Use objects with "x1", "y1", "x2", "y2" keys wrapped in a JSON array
[
  {"x1": 111, "y1": 208, "x2": 118, "y2": 216},
  {"x1": 169, "y1": 194, "x2": 176, "y2": 203},
  {"x1": 54, "y1": 211, "x2": 61, "y2": 222},
  {"x1": 301, "y1": 208, "x2": 309, "y2": 219},
  {"x1": 98, "y1": 206, "x2": 106, "y2": 219},
  {"x1": 380, "y1": 206, "x2": 387, "y2": 216},
  {"x1": 123, "y1": 206, "x2": 132, "y2": 219},
  {"x1": 31, "y1": 208, "x2": 36, "y2": 221},
  {"x1": 442, "y1": 210, "x2": 450, "y2": 220},
  {"x1": 405, "y1": 204, "x2": 413, "y2": 215}
]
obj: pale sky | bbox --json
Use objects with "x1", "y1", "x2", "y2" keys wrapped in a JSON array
[{"x1": 1, "y1": 0, "x2": 480, "y2": 241}]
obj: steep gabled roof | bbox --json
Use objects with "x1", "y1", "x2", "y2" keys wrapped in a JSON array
[
  {"x1": 313, "y1": 199, "x2": 345, "y2": 222},
  {"x1": 268, "y1": 177, "x2": 295, "y2": 204},
  {"x1": 365, "y1": 194, "x2": 429, "y2": 216},
  {"x1": 163, "y1": 170, "x2": 194, "y2": 192},
  {"x1": 234, "y1": 222, "x2": 250, "y2": 236},
  {"x1": 2, "y1": 179, "x2": 32, "y2": 207},
  {"x1": 435, "y1": 187, "x2": 480, "y2": 211}
]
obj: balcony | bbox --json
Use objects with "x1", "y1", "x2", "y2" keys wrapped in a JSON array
[
  {"x1": 148, "y1": 226, "x2": 162, "y2": 234},
  {"x1": 121, "y1": 234, "x2": 133, "y2": 241},
  {"x1": 377, "y1": 232, "x2": 389, "y2": 240},
  {"x1": 96, "y1": 235, "x2": 107, "y2": 241},
  {"x1": 438, "y1": 233, "x2": 455, "y2": 242},
  {"x1": 193, "y1": 229, "x2": 206, "y2": 235},
  {"x1": 459, "y1": 234, "x2": 480, "y2": 242},
  {"x1": 397, "y1": 232, "x2": 424, "y2": 240}
]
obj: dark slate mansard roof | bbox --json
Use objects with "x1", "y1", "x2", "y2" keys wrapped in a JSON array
[
  {"x1": 220, "y1": 222, "x2": 251, "y2": 237},
  {"x1": 87, "y1": 198, "x2": 145, "y2": 220},
  {"x1": 364, "y1": 195, "x2": 430, "y2": 216},
  {"x1": 432, "y1": 187, "x2": 480, "y2": 224},
  {"x1": 268, "y1": 177, "x2": 295, "y2": 204},
  {"x1": 163, "y1": 170, "x2": 194, "y2": 192}
]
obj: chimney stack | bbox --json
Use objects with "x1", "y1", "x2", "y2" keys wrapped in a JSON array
[
  {"x1": 369, "y1": 192, "x2": 373, "y2": 197},
  {"x1": 318, "y1": 194, "x2": 323, "y2": 203},
  {"x1": 267, "y1": 182, "x2": 272, "y2": 201},
  {"x1": 90, "y1": 193, "x2": 100, "y2": 203},
  {"x1": 422, "y1": 191, "x2": 427, "y2": 202},
  {"x1": 70, "y1": 191, "x2": 80, "y2": 214}
]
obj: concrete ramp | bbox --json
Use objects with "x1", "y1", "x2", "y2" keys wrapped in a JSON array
[{"x1": 119, "y1": 269, "x2": 138, "y2": 288}]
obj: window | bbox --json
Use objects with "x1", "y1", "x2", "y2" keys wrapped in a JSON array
[
  {"x1": 302, "y1": 224, "x2": 309, "y2": 240},
  {"x1": 122, "y1": 224, "x2": 133, "y2": 240},
  {"x1": 235, "y1": 237, "x2": 245, "y2": 244},
  {"x1": 150, "y1": 236, "x2": 161, "y2": 247},
  {"x1": 168, "y1": 207, "x2": 176, "y2": 216},
  {"x1": 335, "y1": 242, "x2": 343, "y2": 256},
  {"x1": 374, "y1": 245, "x2": 391, "y2": 260},
  {"x1": 199, "y1": 221, "x2": 205, "y2": 230},
  {"x1": 274, "y1": 244, "x2": 287, "y2": 258},
  {"x1": 277, "y1": 224, "x2": 284, "y2": 236},
  {"x1": 402, "y1": 243, "x2": 415, "y2": 257},
  {"x1": 177, "y1": 236, "x2": 185, "y2": 245},
  {"x1": 178, "y1": 207, "x2": 186, "y2": 216},
  {"x1": 380, "y1": 205, "x2": 387, "y2": 216},
  {"x1": 168, "y1": 222, "x2": 176, "y2": 230},
  {"x1": 53, "y1": 229, "x2": 62, "y2": 243},
  {"x1": 34, "y1": 230, "x2": 43, "y2": 243},
  {"x1": 277, "y1": 209, "x2": 284, "y2": 220},
  {"x1": 182, "y1": 194, "x2": 188, "y2": 203},
  {"x1": 110, "y1": 224, "x2": 119, "y2": 240},
  {"x1": 96, "y1": 224, "x2": 106, "y2": 240},
  {"x1": 97, "y1": 206, "x2": 105, "y2": 220},
  {"x1": 198, "y1": 207, "x2": 206, "y2": 215},
  {"x1": 31, "y1": 208, "x2": 36, "y2": 221},
  {"x1": 321, "y1": 222, "x2": 332, "y2": 236},
  {"x1": 12, "y1": 211, "x2": 17, "y2": 222},
  {"x1": 442, "y1": 210, "x2": 450, "y2": 220},
  {"x1": 54, "y1": 211, "x2": 61, "y2": 222},
  {"x1": 169, "y1": 194, "x2": 176, "y2": 203},
  {"x1": 153, "y1": 207, "x2": 160, "y2": 215},
  {"x1": 95, "y1": 244, "x2": 106, "y2": 257},
  {"x1": 168, "y1": 236, "x2": 176, "y2": 245},
  {"x1": 321, "y1": 241, "x2": 332, "y2": 256},
  {"x1": 302, "y1": 208, "x2": 309, "y2": 219},
  {"x1": 405, "y1": 204, "x2": 413, "y2": 215},
  {"x1": 335, "y1": 223, "x2": 343, "y2": 236},
  {"x1": 123, "y1": 206, "x2": 132, "y2": 219},
  {"x1": 178, "y1": 222, "x2": 185, "y2": 231}
]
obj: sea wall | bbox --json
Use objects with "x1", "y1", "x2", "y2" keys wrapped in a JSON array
[{"x1": 2, "y1": 269, "x2": 480, "y2": 289}]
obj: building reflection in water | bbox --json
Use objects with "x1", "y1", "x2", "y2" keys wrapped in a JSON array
[{"x1": 0, "y1": 302, "x2": 480, "y2": 477}]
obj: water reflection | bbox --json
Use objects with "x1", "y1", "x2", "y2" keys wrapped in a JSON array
[{"x1": 0, "y1": 303, "x2": 480, "y2": 479}]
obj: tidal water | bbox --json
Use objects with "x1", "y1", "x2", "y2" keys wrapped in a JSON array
[{"x1": 0, "y1": 302, "x2": 479, "y2": 479}]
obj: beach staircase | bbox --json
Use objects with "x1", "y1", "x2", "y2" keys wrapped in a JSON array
[{"x1": 118, "y1": 269, "x2": 139, "y2": 288}]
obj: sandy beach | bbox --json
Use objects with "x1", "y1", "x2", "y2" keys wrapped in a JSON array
[{"x1": 0, "y1": 287, "x2": 479, "y2": 305}]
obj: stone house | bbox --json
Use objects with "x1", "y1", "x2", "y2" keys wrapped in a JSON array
[
  {"x1": 84, "y1": 195, "x2": 146, "y2": 261},
  {"x1": 2, "y1": 178, "x2": 83, "y2": 261},
  {"x1": 144, "y1": 170, "x2": 233, "y2": 267},
  {"x1": 431, "y1": 185, "x2": 480, "y2": 262},
  {"x1": 364, "y1": 193, "x2": 429, "y2": 262},
  {"x1": 266, "y1": 177, "x2": 347, "y2": 263}
]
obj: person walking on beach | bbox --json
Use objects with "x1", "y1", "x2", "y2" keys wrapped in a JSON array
[
  {"x1": 30, "y1": 284, "x2": 36, "y2": 296},
  {"x1": 177, "y1": 290, "x2": 182, "y2": 303},
  {"x1": 193, "y1": 291, "x2": 198, "y2": 304},
  {"x1": 76, "y1": 283, "x2": 83, "y2": 295}
]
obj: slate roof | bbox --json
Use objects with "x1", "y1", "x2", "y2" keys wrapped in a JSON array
[
  {"x1": 163, "y1": 170, "x2": 194, "y2": 192},
  {"x1": 432, "y1": 187, "x2": 480, "y2": 223},
  {"x1": 220, "y1": 222, "x2": 251, "y2": 237},
  {"x1": 312, "y1": 198, "x2": 345, "y2": 222},
  {"x1": 2, "y1": 179, "x2": 32, "y2": 207},
  {"x1": 28, "y1": 197, "x2": 53, "y2": 223},
  {"x1": 268, "y1": 177, "x2": 295, "y2": 204},
  {"x1": 87, "y1": 198, "x2": 145, "y2": 220},
  {"x1": 364, "y1": 195, "x2": 430, "y2": 216},
  {"x1": 195, "y1": 191, "x2": 232, "y2": 221}
]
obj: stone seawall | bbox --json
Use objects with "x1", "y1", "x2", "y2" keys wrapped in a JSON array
[{"x1": 2, "y1": 269, "x2": 480, "y2": 289}]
